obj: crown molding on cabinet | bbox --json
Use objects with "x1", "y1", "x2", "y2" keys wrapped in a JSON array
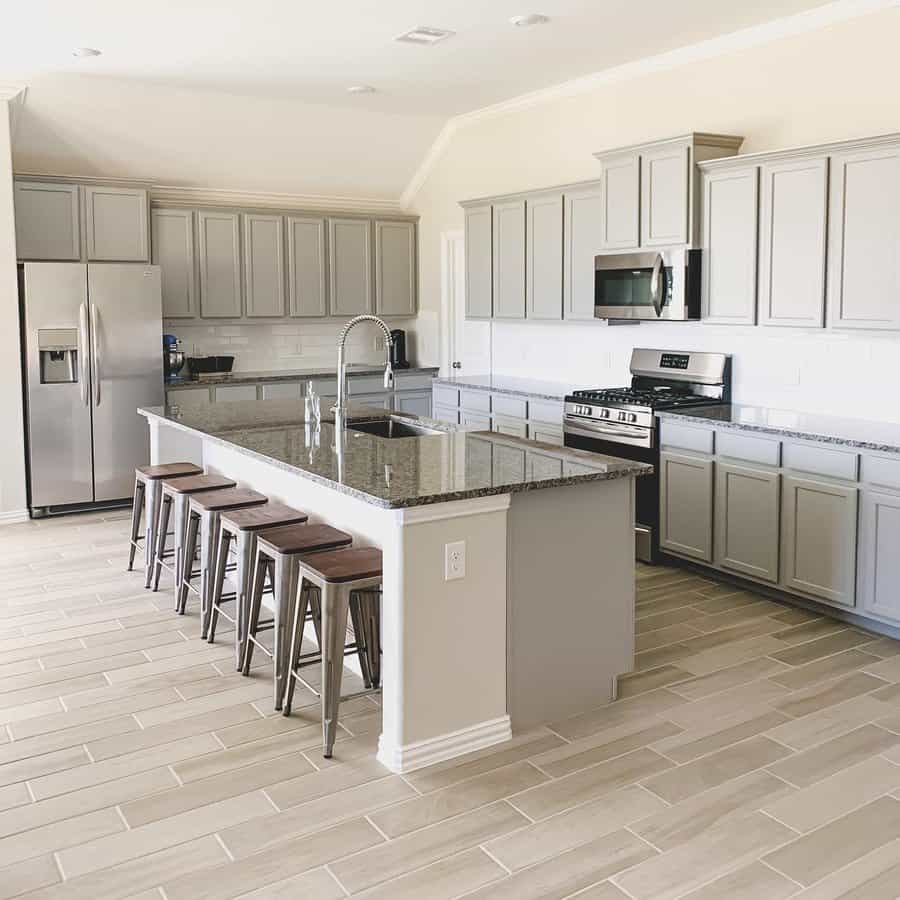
[
  {"x1": 400, "y1": 0, "x2": 900, "y2": 209},
  {"x1": 593, "y1": 132, "x2": 744, "y2": 160}
]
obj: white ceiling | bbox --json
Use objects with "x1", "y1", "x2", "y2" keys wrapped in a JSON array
[{"x1": 3, "y1": 0, "x2": 836, "y2": 117}]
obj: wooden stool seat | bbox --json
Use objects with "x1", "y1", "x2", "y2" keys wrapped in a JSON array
[
  {"x1": 300, "y1": 547, "x2": 383, "y2": 583},
  {"x1": 137, "y1": 462, "x2": 203, "y2": 480},
  {"x1": 163, "y1": 474, "x2": 237, "y2": 494},
  {"x1": 189, "y1": 488, "x2": 268, "y2": 512},
  {"x1": 257, "y1": 523, "x2": 353, "y2": 556},
  {"x1": 220, "y1": 503, "x2": 309, "y2": 533}
]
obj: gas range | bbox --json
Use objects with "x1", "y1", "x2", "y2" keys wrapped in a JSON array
[{"x1": 566, "y1": 387, "x2": 719, "y2": 431}]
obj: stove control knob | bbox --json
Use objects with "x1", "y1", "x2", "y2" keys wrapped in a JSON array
[
  {"x1": 618, "y1": 411, "x2": 626, "y2": 421},
  {"x1": 627, "y1": 413, "x2": 638, "y2": 423}
]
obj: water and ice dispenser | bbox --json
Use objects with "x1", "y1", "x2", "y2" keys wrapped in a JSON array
[{"x1": 38, "y1": 329, "x2": 79, "y2": 384}]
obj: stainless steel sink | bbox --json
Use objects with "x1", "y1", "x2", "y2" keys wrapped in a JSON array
[{"x1": 347, "y1": 417, "x2": 444, "y2": 439}]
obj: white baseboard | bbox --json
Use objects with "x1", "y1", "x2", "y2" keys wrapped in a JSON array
[
  {"x1": 0, "y1": 509, "x2": 29, "y2": 525},
  {"x1": 376, "y1": 715, "x2": 512, "y2": 774}
]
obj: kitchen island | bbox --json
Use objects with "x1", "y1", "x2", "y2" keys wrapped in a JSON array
[{"x1": 139, "y1": 399, "x2": 650, "y2": 773}]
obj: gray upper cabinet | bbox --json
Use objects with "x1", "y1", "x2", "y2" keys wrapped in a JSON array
[
  {"x1": 758, "y1": 156, "x2": 828, "y2": 328},
  {"x1": 286, "y1": 216, "x2": 327, "y2": 318},
  {"x1": 242, "y1": 213, "x2": 285, "y2": 317},
  {"x1": 83, "y1": 186, "x2": 149, "y2": 262},
  {"x1": 464, "y1": 204, "x2": 493, "y2": 318},
  {"x1": 526, "y1": 193, "x2": 563, "y2": 320},
  {"x1": 659, "y1": 451, "x2": 714, "y2": 562},
  {"x1": 151, "y1": 208, "x2": 196, "y2": 319},
  {"x1": 492, "y1": 199, "x2": 526, "y2": 319},
  {"x1": 858, "y1": 488, "x2": 900, "y2": 622},
  {"x1": 599, "y1": 153, "x2": 640, "y2": 251},
  {"x1": 14, "y1": 181, "x2": 81, "y2": 260},
  {"x1": 700, "y1": 165, "x2": 759, "y2": 325},
  {"x1": 641, "y1": 143, "x2": 689, "y2": 247},
  {"x1": 563, "y1": 184, "x2": 603, "y2": 320},
  {"x1": 197, "y1": 210, "x2": 242, "y2": 318},
  {"x1": 827, "y1": 140, "x2": 900, "y2": 330},
  {"x1": 328, "y1": 218, "x2": 372, "y2": 317},
  {"x1": 375, "y1": 220, "x2": 416, "y2": 317}
]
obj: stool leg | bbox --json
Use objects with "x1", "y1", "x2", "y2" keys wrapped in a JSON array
[
  {"x1": 177, "y1": 512, "x2": 200, "y2": 615},
  {"x1": 241, "y1": 547, "x2": 268, "y2": 676},
  {"x1": 152, "y1": 494, "x2": 172, "y2": 592},
  {"x1": 349, "y1": 594, "x2": 373, "y2": 689},
  {"x1": 362, "y1": 590, "x2": 381, "y2": 689},
  {"x1": 199, "y1": 511, "x2": 219, "y2": 640},
  {"x1": 308, "y1": 588, "x2": 323, "y2": 648},
  {"x1": 172, "y1": 495, "x2": 188, "y2": 611},
  {"x1": 127, "y1": 478, "x2": 145, "y2": 571},
  {"x1": 233, "y1": 531, "x2": 256, "y2": 671},
  {"x1": 283, "y1": 580, "x2": 312, "y2": 716},
  {"x1": 207, "y1": 529, "x2": 232, "y2": 645},
  {"x1": 320, "y1": 582, "x2": 351, "y2": 758},
  {"x1": 273, "y1": 555, "x2": 300, "y2": 709},
  {"x1": 143, "y1": 480, "x2": 162, "y2": 589}
]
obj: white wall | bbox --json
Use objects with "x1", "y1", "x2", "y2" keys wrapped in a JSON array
[{"x1": 410, "y1": 6, "x2": 900, "y2": 421}]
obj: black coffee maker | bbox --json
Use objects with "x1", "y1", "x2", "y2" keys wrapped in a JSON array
[{"x1": 389, "y1": 329, "x2": 410, "y2": 369}]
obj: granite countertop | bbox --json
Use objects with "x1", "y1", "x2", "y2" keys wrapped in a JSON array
[
  {"x1": 657, "y1": 404, "x2": 900, "y2": 456},
  {"x1": 432, "y1": 374, "x2": 579, "y2": 402},
  {"x1": 167, "y1": 365, "x2": 438, "y2": 390},
  {"x1": 139, "y1": 398, "x2": 651, "y2": 509}
]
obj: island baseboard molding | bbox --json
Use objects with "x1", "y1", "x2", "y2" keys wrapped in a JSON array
[{"x1": 377, "y1": 714, "x2": 513, "y2": 773}]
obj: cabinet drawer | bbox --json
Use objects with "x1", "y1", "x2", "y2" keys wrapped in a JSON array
[
  {"x1": 167, "y1": 387, "x2": 211, "y2": 408},
  {"x1": 660, "y1": 422, "x2": 715, "y2": 455},
  {"x1": 348, "y1": 375, "x2": 386, "y2": 395},
  {"x1": 716, "y1": 431, "x2": 781, "y2": 467},
  {"x1": 861, "y1": 455, "x2": 900, "y2": 491},
  {"x1": 432, "y1": 404, "x2": 459, "y2": 425},
  {"x1": 394, "y1": 374, "x2": 434, "y2": 391},
  {"x1": 433, "y1": 385, "x2": 459, "y2": 408},
  {"x1": 461, "y1": 411, "x2": 491, "y2": 430},
  {"x1": 528, "y1": 399, "x2": 563, "y2": 425},
  {"x1": 493, "y1": 416, "x2": 528, "y2": 439},
  {"x1": 261, "y1": 382, "x2": 302, "y2": 400},
  {"x1": 492, "y1": 394, "x2": 527, "y2": 419},
  {"x1": 214, "y1": 384, "x2": 259, "y2": 402},
  {"x1": 309, "y1": 378, "x2": 337, "y2": 396},
  {"x1": 783, "y1": 442, "x2": 858, "y2": 481},
  {"x1": 530, "y1": 424, "x2": 563, "y2": 446},
  {"x1": 460, "y1": 390, "x2": 491, "y2": 413}
]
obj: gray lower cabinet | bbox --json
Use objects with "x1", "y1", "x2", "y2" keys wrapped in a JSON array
[
  {"x1": 526, "y1": 193, "x2": 563, "y2": 320},
  {"x1": 261, "y1": 382, "x2": 302, "y2": 400},
  {"x1": 83, "y1": 186, "x2": 150, "y2": 262},
  {"x1": 14, "y1": 180, "x2": 81, "y2": 260},
  {"x1": 527, "y1": 450, "x2": 563, "y2": 479},
  {"x1": 433, "y1": 404, "x2": 460, "y2": 425},
  {"x1": 287, "y1": 216, "x2": 327, "y2": 317},
  {"x1": 530, "y1": 424, "x2": 563, "y2": 446},
  {"x1": 214, "y1": 384, "x2": 258, "y2": 402},
  {"x1": 242, "y1": 214, "x2": 285, "y2": 317},
  {"x1": 329, "y1": 218, "x2": 372, "y2": 317},
  {"x1": 858, "y1": 489, "x2": 900, "y2": 622},
  {"x1": 714, "y1": 461, "x2": 780, "y2": 582},
  {"x1": 464, "y1": 205, "x2": 493, "y2": 318},
  {"x1": 375, "y1": 220, "x2": 416, "y2": 317},
  {"x1": 493, "y1": 416, "x2": 528, "y2": 439},
  {"x1": 197, "y1": 211, "x2": 242, "y2": 318},
  {"x1": 168, "y1": 387, "x2": 211, "y2": 408},
  {"x1": 461, "y1": 411, "x2": 491, "y2": 430},
  {"x1": 659, "y1": 451, "x2": 714, "y2": 562},
  {"x1": 395, "y1": 391, "x2": 431, "y2": 417},
  {"x1": 494, "y1": 444, "x2": 526, "y2": 483},
  {"x1": 563, "y1": 184, "x2": 604, "y2": 320},
  {"x1": 780, "y1": 474, "x2": 858, "y2": 608},
  {"x1": 492, "y1": 199, "x2": 526, "y2": 319},
  {"x1": 151, "y1": 209, "x2": 196, "y2": 319}
]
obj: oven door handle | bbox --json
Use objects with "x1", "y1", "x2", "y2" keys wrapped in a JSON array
[
  {"x1": 564, "y1": 417, "x2": 653, "y2": 444},
  {"x1": 650, "y1": 253, "x2": 665, "y2": 318}
]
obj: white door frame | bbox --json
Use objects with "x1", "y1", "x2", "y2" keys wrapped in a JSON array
[{"x1": 439, "y1": 229, "x2": 464, "y2": 377}]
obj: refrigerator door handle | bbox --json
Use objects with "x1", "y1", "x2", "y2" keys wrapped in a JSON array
[
  {"x1": 90, "y1": 303, "x2": 101, "y2": 407},
  {"x1": 78, "y1": 303, "x2": 90, "y2": 407}
]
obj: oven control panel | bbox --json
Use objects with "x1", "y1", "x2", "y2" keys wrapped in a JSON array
[
  {"x1": 659, "y1": 353, "x2": 690, "y2": 370},
  {"x1": 564, "y1": 402, "x2": 653, "y2": 429}
]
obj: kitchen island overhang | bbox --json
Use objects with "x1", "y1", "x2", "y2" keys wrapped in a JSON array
[{"x1": 139, "y1": 399, "x2": 651, "y2": 773}]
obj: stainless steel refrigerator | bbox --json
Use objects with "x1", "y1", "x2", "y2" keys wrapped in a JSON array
[{"x1": 20, "y1": 263, "x2": 164, "y2": 515}]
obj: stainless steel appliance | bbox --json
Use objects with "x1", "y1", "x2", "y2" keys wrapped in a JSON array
[
  {"x1": 20, "y1": 263, "x2": 164, "y2": 516},
  {"x1": 389, "y1": 329, "x2": 410, "y2": 369},
  {"x1": 594, "y1": 248, "x2": 701, "y2": 321},
  {"x1": 163, "y1": 334, "x2": 185, "y2": 381},
  {"x1": 563, "y1": 348, "x2": 731, "y2": 562}
]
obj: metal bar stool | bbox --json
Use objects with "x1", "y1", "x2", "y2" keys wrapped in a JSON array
[
  {"x1": 242, "y1": 523, "x2": 353, "y2": 710},
  {"x1": 128, "y1": 462, "x2": 203, "y2": 586},
  {"x1": 178, "y1": 488, "x2": 268, "y2": 638},
  {"x1": 286, "y1": 547, "x2": 383, "y2": 757},
  {"x1": 207, "y1": 503, "x2": 309, "y2": 669},
  {"x1": 151, "y1": 474, "x2": 237, "y2": 601}
]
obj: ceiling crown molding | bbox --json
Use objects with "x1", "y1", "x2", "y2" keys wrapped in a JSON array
[{"x1": 400, "y1": 0, "x2": 900, "y2": 209}]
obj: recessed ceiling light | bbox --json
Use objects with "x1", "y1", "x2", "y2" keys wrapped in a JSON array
[
  {"x1": 394, "y1": 26, "x2": 455, "y2": 45},
  {"x1": 347, "y1": 84, "x2": 376, "y2": 94},
  {"x1": 509, "y1": 14, "x2": 549, "y2": 27},
  {"x1": 72, "y1": 47, "x2": 102, "y2": 58}
]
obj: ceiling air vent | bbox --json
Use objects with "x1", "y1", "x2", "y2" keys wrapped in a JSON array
[{"x1": 394, "y1": 26, "x2": 455, "y2": 45}]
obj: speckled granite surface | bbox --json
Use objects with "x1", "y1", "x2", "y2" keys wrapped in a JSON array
[
  {"x1": 167, "y1": 365, "x2": 438, "y2": 390},
  {"x1": 139, "y1": 398, "x2": 651, "y2": 509},
  {"x1": 658, "y1": 404, "x2": 900, "y2": 455},
  {"x1": 432, "y1": 374, "x2": 578, "y2": 402}
]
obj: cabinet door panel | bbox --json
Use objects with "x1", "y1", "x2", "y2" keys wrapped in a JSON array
[
  {"x1": 780, "y1": 474, "x2": 857, "y2": 608},
  {"x1": 563, "y1": 184, "x2": 603, "y2": 320},
  {"x1": 14, "y1": 181, "x2": 81, "y2": 260},
  {"x1": 395, "y1": 391, "x2": 431, "y2": 417},
  {"x1": 827, "y1": 143, "x2": 900, "y2": 330},
  {"x1": 151, "y1": 209, "x2": 196, "y2": 319},
  {"x1": 464, "y1": 205, "x2": 492, "y2": 318},
  {"x1": 494, "y1": 444, "x2": 526, "y2": 483},
  {"x1": 492, "y1": 199, "x2": 526, "y2": 319},
  {"x1": 286, "y1": 216, "x2": 327, "y2": 317},
  {"x1": 600, "y1": 154, "x2": 640, "y2": 250},
  {"x1": 214, "y1": 384, "x2": 259, "y2": 403},
  {"x1": 197, "y1": 211, "x2": 242, "y2": 318},
  {"x1": 701, "y1": 167, "x2": 758, "y2": 324},
  {"x1": 492, "y1": 416, "x2": 528, "y2": 439},
  {"x1": 715, "y1": 462, "x2": 780, "y2": 582},
  {"x1": 84, "y1": 186, "x2": 149, "y2": 261},
  {"x1": 858, "y1": 489, "x2": 900, "y2": 622},
  {"x1": 526, "y1": 193, "x2": 563, "y2": 320},
  {"x1": 641, "y1": 144, "x2": 689, "y2": 247},
  {"x1": 659, "y1": 452, "x2": 713, "y2": 561},
  {"x1": 328, "y1": 218, "x2": 372, "y2": 317},
  {"x1": 375, "y1": 220, "x2": 416, "y2": 317},
  {"x1": 243, "y1": 214, "x2": 285, "y2": 317},
  {"x1": 759, "y1": 157, "x2": 828, "y2": 328}
]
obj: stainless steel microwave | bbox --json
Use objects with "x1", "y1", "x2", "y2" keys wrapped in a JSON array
[{"x1": 594, "y1": 248, "x2": 701, "y2": 321}]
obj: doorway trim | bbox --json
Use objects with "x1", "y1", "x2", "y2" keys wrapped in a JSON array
[{"x1": 440, "y1": 229, "x2": 463, "y2": 377}]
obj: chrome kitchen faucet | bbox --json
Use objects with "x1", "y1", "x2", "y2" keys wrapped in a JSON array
[{"x1": 333, "y1": 315, "x2": 394, "y2": 423}]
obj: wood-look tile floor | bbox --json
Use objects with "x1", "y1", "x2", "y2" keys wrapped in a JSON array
[{"x1": 2, "y1": 511, "x2": 900, "y2": 899}]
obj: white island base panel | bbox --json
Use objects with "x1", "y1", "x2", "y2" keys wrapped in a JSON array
[{"x1": 150, "y1": 420, "x2": 635, "y2": 773}]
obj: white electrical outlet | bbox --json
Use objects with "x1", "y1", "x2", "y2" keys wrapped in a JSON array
[{"x1": 445, "y1": 540, "x2": 466, "y2": 581}]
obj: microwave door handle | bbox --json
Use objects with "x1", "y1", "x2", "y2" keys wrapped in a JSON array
[
  {"x1": 650, "y1": 254, "x2": 665, "y2": 318},
  {"x1": 90, "y1": 304, "x2": 101, "y2": 407},
  {"x1": 78, "y1": 303, "x2": 90, "y2": 407}
]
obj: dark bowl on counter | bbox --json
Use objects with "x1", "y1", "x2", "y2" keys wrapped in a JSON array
[{"x1": 186, "y1": 356, "x2": 235, "y2": 375}]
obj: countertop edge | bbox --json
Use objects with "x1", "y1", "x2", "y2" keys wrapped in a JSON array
[
  {"x1": 167, "y1": 366, "x2": 439, "y2": 390},
  {"x1": 432, "y1": 375, "x2": 570, "y2": 402}
]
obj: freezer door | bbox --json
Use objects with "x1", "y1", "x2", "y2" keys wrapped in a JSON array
[
  {"x1": 88, "y1": 265, "x2": 164, "y2": 501},
  {"x1": 21, "y1": 263, "x2": 94, "y2": 508}
]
